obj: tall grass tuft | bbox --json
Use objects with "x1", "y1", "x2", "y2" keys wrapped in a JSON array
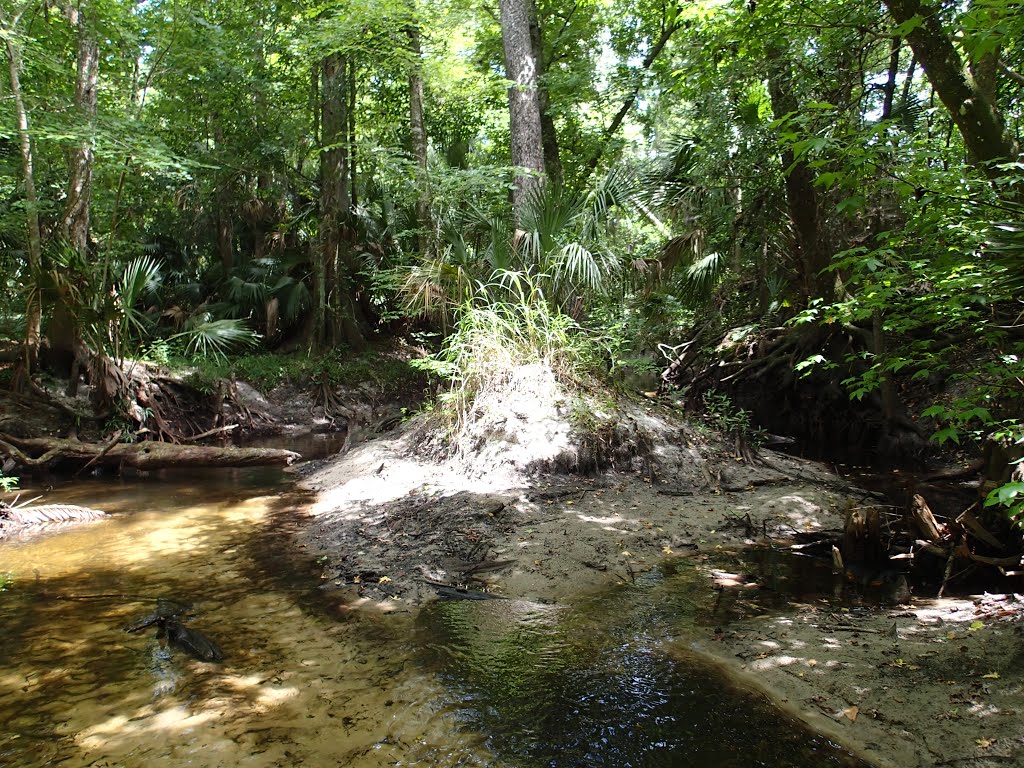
[{"x1": 416, "y1": 269, "x2": 591, "y2": 427}]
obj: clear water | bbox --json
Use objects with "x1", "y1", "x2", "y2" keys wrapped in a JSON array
[{"x1": 0, "y1": 461, "x2": 872, "y2": 767}]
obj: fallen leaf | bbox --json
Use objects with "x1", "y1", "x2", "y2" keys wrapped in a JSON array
[
  {"x1": 378, "y1": 576, "x2": 392, "y2": 584},
  {"x1": 976, "y1": 738, "x2": 994, "y2": 749},
  {"x1": 843, "y1": 705, "x2": 859, "y2": 722},
  {"x1": 969, "y1": 620, "x2": 985, "y2": 631},
  {"x1": 806, "y1": 659, "x2": 818, "y2": 668},
  {"x1": 662, "y1": 546, "x2": 673, "y2": 555},
  {"x1": 982, "y1": 672, "x2": 1001, "y2": 679},
  {"x1": 621, "y1": 551, "x2": 632, "y2": 557}
]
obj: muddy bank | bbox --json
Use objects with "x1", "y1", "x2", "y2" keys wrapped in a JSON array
[
  {"x1": 296, "y1": 380, "x2": 1024, "y2": 768},
  {"x1": 300, "y1": 433, "x2": 854, "y2": 607}
]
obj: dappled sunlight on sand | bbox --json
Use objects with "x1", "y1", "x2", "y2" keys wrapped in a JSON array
[
  {"x1": 775, "y1": 495, "x2": 831, "y2": 531},
  {"x1": 0, "y1": 472, "x2": 507, "y2": 768}
]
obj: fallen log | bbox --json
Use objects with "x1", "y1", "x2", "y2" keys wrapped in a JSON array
[{"x1": 0, "y1": 433, "x2": 299, "y2": 472}]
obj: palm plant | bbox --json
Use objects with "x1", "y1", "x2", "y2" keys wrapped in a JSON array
[{"x1": 402, "y1": 167, "x2": 637, "y2": 327}]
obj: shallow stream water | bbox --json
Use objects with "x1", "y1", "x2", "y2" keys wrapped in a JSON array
[{"x1": 1, "y1": 443, "x2": 873, "y2": 768}]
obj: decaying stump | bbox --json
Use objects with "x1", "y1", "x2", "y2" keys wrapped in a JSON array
[{"x1": 841, "y1": 505, "x2": 885, "y2": 569}]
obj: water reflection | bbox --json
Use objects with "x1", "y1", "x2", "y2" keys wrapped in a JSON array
[{"x1": 417, "y1": 584, "x2": 873, "y2": 768}]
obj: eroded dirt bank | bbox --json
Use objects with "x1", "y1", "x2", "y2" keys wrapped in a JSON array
[{"x1": 295, "y1": 374, "x2": 1024, "y2": 768}]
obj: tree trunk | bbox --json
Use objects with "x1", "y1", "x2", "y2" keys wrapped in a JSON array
[
  {"x1": 407, "y1": 24, "x2": 431, "y2": 254},
  {"x1": 767, "y1": 53, "x2": 832, "y2": 303},
  {"x1": 499, "y1": 0, "x2": 546, "y2": 215},
  {"x1": 59, "y1": 2, "x2": 98, "y2": 254},
  {"x1": 2, "y1": 14, "x2": 43, "y2": 371},
  {"x1": 527, "y1": 0, "x2": 562, "y2": 187},
  {"x1": 319, "y1": 52, "x2": 365, "y2": 352},
  {"x1": 883, "y1": 0, "x2": 1020, "y2": 179},
  {"x1": 50, "y1": 5, "x2": 99, "y2": 380},
  {"x1": 213, "y1": 122, "x2": 234, "y2": 273}
]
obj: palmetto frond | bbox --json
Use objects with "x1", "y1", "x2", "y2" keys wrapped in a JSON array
[
  {"x1": 678, "y1": 251, "x2": 727, "y2": 306},
  {"x1": 170, "y1": 318, "x2": 259, "y2": 361},
  {"x1": 117, "y1": 255, "x2": 163, "y2": 342}
]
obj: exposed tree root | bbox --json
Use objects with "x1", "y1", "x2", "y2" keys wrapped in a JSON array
[{"x1": 661, "y1": 323, "x2": 930, "y2": 465}]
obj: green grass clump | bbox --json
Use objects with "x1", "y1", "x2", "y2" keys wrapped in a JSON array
[{"x1": 415, "y1": 270, "x2": 595, "y2": 422}]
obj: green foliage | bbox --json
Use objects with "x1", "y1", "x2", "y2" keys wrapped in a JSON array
[
  {"x1": 0, "y1": 473, "x2": 18, "y2": 493},
  {"x1": 985, "y1": 481, "x2": 1024, "y2": 530},
  {"x1": 698, "y1": 390, "x2": 763, "y2": 445},
  {"x1": 184, "y1": 350, "x2": 426, "y2": 398}
]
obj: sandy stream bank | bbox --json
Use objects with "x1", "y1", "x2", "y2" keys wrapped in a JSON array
[{"x1": 293, "y1": 379, "x2": 1024, "y2": 768}]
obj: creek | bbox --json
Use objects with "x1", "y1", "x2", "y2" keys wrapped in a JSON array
[{"x1": 0, "y1": 437, "x2": 873, "y2": 768}]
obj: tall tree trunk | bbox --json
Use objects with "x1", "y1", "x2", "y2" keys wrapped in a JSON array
[
  {"x1": 526, "y1": 0, "x2": 562, "y2": 187},
  {"x1": 883, "y1": 0, "x2": 1020, "y2": 179},
  {"x1": 213, "y1": 122, "x2": 234, "y2": 273},
  {"x1": 499, "y1": 0, "x2": 545, "y2": 215},
  {"x1": 348, "y1": 61, "x2": 358, "y2": 210},
  {"x1": 59, "y1": 2, "x2": 98, "y2": 255},
  {"x1": 767, "y1": 53, "x2": 832, "y2": 303},
  {"x1": 52, "y1": 4, "x2": 99, "y2": 380},
  {"x1": 318, "y1": 52, "x2": 365, "y2": 352},
  {"x1": 407, "y1": 24, "x2": 431, "y2": 254},
  {"x1": 2, "y1": 15, "x2": 43, "y2": 371}
]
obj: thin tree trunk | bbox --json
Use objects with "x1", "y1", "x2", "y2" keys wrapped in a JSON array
[
  {"x1": 59, "y1": 2, "x2": 98, "y2": 254},
  {"x1": 2, "y1": 18, "x2": 42, "y2": 370},
  {"x1": 767, "y1": 53, "x2": 831, "y2": 303},
  {"x1": 348, "y1": 60, "x2": 357, "y2": 210},
  {"x1": 407, "y1": 24, "x2": 431, "y2": 254},
  {"x1": 213, "y1": 121, "x2": 234, "y2": 273},
  {"x1": 581, "y1": 18, "x2": 679, "y2": 181},
  {"x1": 319, "y1": 53, "x2": 365, "y2": 352},
  {"x1": 881, "y1": 37, "x2": 900, "y2": 124},
  {"x1": 499, "y1": 0, "x2": 546, "y2": 215}
]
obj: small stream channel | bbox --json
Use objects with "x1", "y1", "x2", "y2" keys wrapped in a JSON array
[{"x1": 1, "y1": 436, "x2": 873, "y2": 768}]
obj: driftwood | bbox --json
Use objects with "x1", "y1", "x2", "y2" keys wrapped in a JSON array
[
  {"x1": 0, "y1": 433, "x2": 299, "y2": 472},
  {"x1": 422, "y1": 578, "x2": 506, "y2": 601},
  {"x1": 74, "y1": 430, "x2": 123, "y2": 477},
  {"x1": 956, "y1": 507, "x2": 1005, "y2": 550},
  {"x1": 125, "y1": 600, "x2": 223, "y2": 662},
  {"x1": 910, "y1": 494, "x2": 942, "y2": 542},
  {"x1": 0, "y1": 501, "x2": 108, "y2": 540}
]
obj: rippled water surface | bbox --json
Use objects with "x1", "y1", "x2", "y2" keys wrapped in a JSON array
[{"x1": 1, "y1": 458, "x2": 872, "y2": 767}]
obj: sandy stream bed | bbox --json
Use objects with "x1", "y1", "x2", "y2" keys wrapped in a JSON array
[{"x1": 293, "y1": 389, "x2": 1024, "y2": 768}]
